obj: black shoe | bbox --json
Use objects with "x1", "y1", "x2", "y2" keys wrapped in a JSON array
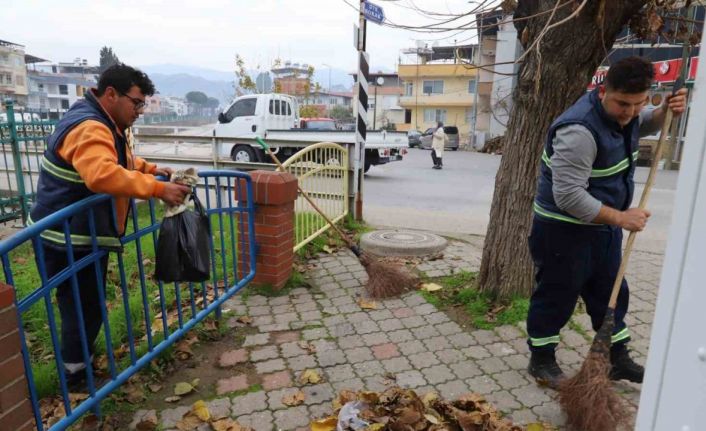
[
  {"x1": 610, "y1": 347, "x2": 644, "y2": 383},
  {"x1": 528, "y1": 351, "x2": 566, "y2": 389},
  {"x1": 65, "y1": 369, "x2": 110, "y2": 393},
  {"x1": 432, "y1": 165, "x2": 441, "y2": 169}
]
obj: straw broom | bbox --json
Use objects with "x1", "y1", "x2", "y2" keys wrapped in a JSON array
[
  {"x1": 256, "y1": 138, "x2": 418, "y2": 298},
  {"x1": 557, "y1": 81, "x2": 683, "y2": 431}
]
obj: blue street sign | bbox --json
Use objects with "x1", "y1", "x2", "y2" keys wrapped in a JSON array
[{"x1": 363, "y1": 1, "x2": 385, "y2": 25}]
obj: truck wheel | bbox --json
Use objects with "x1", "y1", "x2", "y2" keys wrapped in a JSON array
[
  {"x1": 364, "y1": 160, "x2": 371, "y2": 173},
  {"x1": 231, "y1": 145, "x2": 258, "y2": 162}
]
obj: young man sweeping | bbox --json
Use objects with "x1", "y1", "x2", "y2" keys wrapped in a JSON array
[{"x1": 526, "y1": 56, "x2": 687, "y2": 389}]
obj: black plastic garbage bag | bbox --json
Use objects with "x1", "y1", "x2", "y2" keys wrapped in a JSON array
[{"x1": 155, "y1": 193, "x2": 211, "y2": 283}]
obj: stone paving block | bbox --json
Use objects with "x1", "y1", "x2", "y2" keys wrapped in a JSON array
[
  {"x1": 471, "y1": 329, "x2": 501, "y2": 344},
  {"x1": 303, "y1": 327, "x2": 329, "y2": 340},
  {"x1": 509, "y1": 409, "x2": 540, "y2": 426},
  {"x1": 363, "y1": 375, "x2": 391, "y2": 392},
  {"x1": 267, "y1": 387, "x2": 304, "y2": 410},
  {"x1": 231, "y1": 391, "x2": 268, "y2": 416},
  {"x1": 387, "y1": 329, "x2": 414, "y2": 342},
  {"x1": 328, "y1": 266, "x2": 348, "y2": 275},
  {"x1": 399, "y1": 340, "x2": 427, "y2": 356},
  {"x1": 448, "y1": 333, "x2": 476, "y2": 348},
  {"x1": 401, "y1": 315, "x2": 427, "y2": 329},
  {"x1": 256, "y1": 358, "x2": 287, "y2": 374},
  {"x1": 425, "y1": 312, "x2": 451, "y2": 325},
  {"x1": 331, "y1": 323, "x2": 356, "y2": 337},
  {"x1": 218, "y1": 349, "x2": 249, "y2": 368},
  {"x1": 382, "y1": 357, "x2": 413, "y2": 373},
  {"x1": 236, "y1": 411, "x2": 274, "y2": 431},
  {"x1": 486, "y1": 342, "x2": 517, "y2": 357},
  {"x1": 532, "y1": 402, "x2": 567, "y2": 427},
  {"x1": 435, "y1": 321, "x2": 463, "y2": 336},
  {"x1": 414, "y1": 325, "x2": 441, "y2": 340},
  {"x1": 449, "y1": 361, "x2": 482, "y2": 379},
  {"x1": 312, "y1": 339, "x2": 337, "y2": 352},
  {"x1": 392, "y1": 307, "x2": 416, "y2": 318},
  {"x1": 273, "y1": 331, "x2": 301, "y2": 344},
  {"x1": 556, "y1": 348, "x2": 583, "y2": 366},
  {"x1": 281, "y1": 342, "x2": 307, "y2": 358},
  {"x1": 317, "y1": 349, "x2": 347, "y2": 367},
  {"x1": 561, "y1": 330, "x2": 588, "y2": 348},
  {"x1": 494, "y1": 325, "x2": 525, "y2": 341},
  {"x1": 249, "y1": 305, "x2": 272, "y2": 316},
  {"x1": 271, "y1": 296, "x2": 294, "y2": 306},
  {"x1": 508, "y1": 338, "x2": 530, "y2": 355},
  {"x1": 275, "y1": 312, "x2": 299, "y2": 325},
  {"x1": 261, "y1": 323, "x2": 291, "y2": 332},
  {"x1": 435, "y1": 349, "x2": 465, "y2": 365},
  {"x1": 272, "y1": 304, "x2": 294, "y2": 314},
  {"x1": 322, "y1": 315, "x2": 346, "y2": 327},
  {"x1": 332, "y1": 377, "x2": 366, "y2": 393},
  {"x1": 243, "y1": 333, "x2": 270, "y2": 347},
  {"x1": 477, "y1": 357, "x2": 510, "y2": 374},
  {"x1": 338, "y1": 303, "x2": 360, "y2": 314},
  {"x1": 338, "y1": 335, "x2": 365, "y2": 349},
  {"x1": 203, "y1": 398, "x2": 231, "y2": 420},
  {"x1": 217, "y1": 374, "x2": 249, "y2": 395},
  {"x1": 130, "y1": 410, "x2": 157, "y2": 430},
  {"x1": 251, "y1": 345, "x2": 280, "y2": 362},
  {"x1": 465, "y1": 375, "x2": 501, "y2": 394},
  {"x1": 510, "y1": 384, "x2": 552, "y2": 408},
  {"x1": 353, "y1": 360, "x2": 386, "y2": 378},
  {"x1": 160, "y1": 406, "x2": 190, "y2": 428},
  {"x1": 309, "y1": 403, "x2": 334, "y2": 420},
  {"x1": 354, "y1": 320, "x2": 380, "y2": 334},
  {"x1": 462, "y1": 346, "x2": 491, "y2": 360},
  {"x1": 372, "y1": 343, "x2": 400, "y2": 360},
  {"x1": 300, "y1": 310, "x2": 323, "y2": 321},
  {"x1": 344, "y1": 346, "x2": 375, "y2": 365},
  {"x1": 378, "y1": 319, "x2": 404, "y2": 332},
  {"x1": 412, "y1": 303, "x2": 438, "y2": 316},
  {"x1": 251, "y1": 315, "x2": 274, "y2": 326},
  {"x1": 295, "y1": 302, "x2": 318, "y2": 313},
  {"x1": 421, "y1": 364, "x2": 455, "y2": 384},
  {"x1": 324, "y1": 364, "x2": 356, "y2": 382},
  {"x1": 334, "y1": 272, "x2": 354, "y2": 282},
  {"x1": 332, "y1": 295, "x2": 355, "y2": 306},
  {"x1": 403, "y1": 294, "x2": 427, "y2": 307},
  {"x1": 369, "y1": 309, "x2": 394, "y2": 321},
  {"x1": 300, "y1": 383, "x2": 334, "y2": 405},
  {"x1": 425, "y1": 269, "x2": 445, "y2": 277},
  {"x1": 486, "y1": 390, "x2": 521, "y2": 412},
  {"x1": 381, "y1": 299, "x2": 406, "y2": 309},
  {"x1": 351, "y1": 333, "x2": 387, "y2": 351},
  {"x1": 347, "y1": 312, "x2": 370, "y2": 323},
  {"x1": 423, "y1": 336, "x2": 451, "y2": 352},
  {"x1": 396, "y1": 370, "x2": 427, "y2": 388},
  {"x1": 274, "y1": 406, "x2": 310, "y2": 430},
  {"x1": 436, "y1": 380, "x2": 472, "y2": 400},
  {"x1": 493, "y1": 370, "x2": 529, "y2": 390},
  {"x1": 288, "y1": 355, "x2": 318, "y2": 371},
  {"x1": 409, "y1": 352, "x2": 440, "y2": 369},
  {"x1": 502, "y1": 354, "x2": 528, "y2": 371},
  {"x1": 262, "y1": 370, "x2": 293, "y2": 391},
  {"x1": 340, "y1": 279, "x2": 361, "y2": 289}
]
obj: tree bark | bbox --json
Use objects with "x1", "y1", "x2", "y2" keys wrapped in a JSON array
[{"x1": 478, "y1": 0, "x2": 647, "y2": 299}]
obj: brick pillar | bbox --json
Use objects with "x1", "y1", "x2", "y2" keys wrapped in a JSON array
[
  {"x1": 0, "y1": 283, "x2": 34, "y2": 431},
  {"x1": 242, "y1": 170, "x2": 298, "y2": 290}
]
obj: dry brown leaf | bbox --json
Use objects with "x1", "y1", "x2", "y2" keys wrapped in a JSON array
[
  {"x1": 135, "y1": 417, "x2": 158, "y2": 431},
  {"x1": 358, "y1": 298, "x2": 378, "y2": 310},
  {"x1": 124, "y1": 385, "x2": 146, "y2": 404},
  {"x1": 211, "y1": 418, "x2": 251, "y2": 431},
  {"x1": 193, "y1": 400, "x2": 211, "y2": 421},
  {"x1": 236, "y1": 316, "x2": 252, "y2": 325},
  {"x1": 175, "y1": 413, "x2": 202, "y2": 431},
  {"x1": 165, "y1": 396, "x2": 182, "y2": 403},
  {"x1": 357, "y1": 391, "x2": 380, "y2": 405},
  {"x1": 310, "y1": 416, "x2": 338, "y2": 431},
  {"x1": 282, "y1": 390, "x2": 306, "y2": 406},
  {"x1": 421, "y1": 283, "x2": 443, "y2": 292},
  {"x1": 80, "y1": 414, "x2": 99, "y2": 430},
  {"x1": 424, "y1": 414, "x2": 440, "y2": 425},
  {"x1": 148, "y1": 384, "x2": 162, "y2": 393},
  {"x1": 298, "y1": 369, "x2": 322, "y2": 385},
  {"x1": 297, "y1": 341, "x2": 316, "y2": 353}
]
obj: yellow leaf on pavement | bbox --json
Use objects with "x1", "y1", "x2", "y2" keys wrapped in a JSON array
[
  {"x1": 364, "y1": 424, "x2": 385, "y2": 431},
  {"x1": 298, "y1": 369, "x2": 323, "y2": 385},
  {"x1": 421, "y1": 283, "x2": 443, "y2": 292},
  {"x1": 282, "y1": 390, "x2": 306, "y2": 406},
  {"x1": 193, "y1": 400, "x2": 211, "y2": 421},
  {"x1": 310, "y1": 416, "x2": 338, "y2": 431},
  {"x1": 211, "y1": 418, "x2": 249, "y2": 431},
  {"x1": 358, "y1": 299, "x2": 377, "y2": 310},
  {"x1": 322, "y1": 245, "x2": 334, "y2": 254},
  {"x1": 174, "y1": 382, "x2": 195, "y2": 396},
  {"x1": 526, "y1": 424, "x2": 551, "y2": 431}
]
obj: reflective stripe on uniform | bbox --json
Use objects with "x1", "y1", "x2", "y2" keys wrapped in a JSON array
[
  {"x1": 40, "y1": 158, "x2": 84, "y2": 184},
  {"x1": 533, "y1": 202, "x2": 600, "y2": 226},
  {"x1": 27, "y1": 215, "x2": 121, "y2": 248},
  {"x1": 529, "y1": 335, "x2": 561, "y2": 347},
  {"x1": 611, "y1": 327, "x2": 630, "y2": 344},
  {"x1": 542, "y1": 149, "x2": 640, "y2": 178}
]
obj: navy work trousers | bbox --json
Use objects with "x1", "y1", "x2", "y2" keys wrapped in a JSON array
[
  {"x1": 44, "y1": 245, "x2": 109, "y2": 366},
  {"x1": 526, "y1": 217, "x2": 630, "y2": 353}
]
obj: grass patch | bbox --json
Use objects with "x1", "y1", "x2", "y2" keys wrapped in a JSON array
[
  {"x1": 218, "y1": 383, "x2": 263, "y2": 399},
  {"x1": 420, "y1": 271, "x2": 529, "y2": 330},
  {"x1": 568, "y1": 319, "x2": 591, "y2": 341}
]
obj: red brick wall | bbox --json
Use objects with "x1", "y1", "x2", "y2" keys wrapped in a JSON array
[
  {"x1": 0, "y1": 283, "x2": 34, "y2": 431},
  {"x1": 241, "y1": 171, "x2": 298, "y2": 290}
]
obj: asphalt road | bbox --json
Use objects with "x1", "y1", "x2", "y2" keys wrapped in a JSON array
[{"x1": 364, "y1": 147, "x2": 679, "y2": 253}]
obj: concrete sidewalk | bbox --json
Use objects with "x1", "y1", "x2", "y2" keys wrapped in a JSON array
[{"x1": 140, "y1": 237, "x2": 662, "y2": 430}]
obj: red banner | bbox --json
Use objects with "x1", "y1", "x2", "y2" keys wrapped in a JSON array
[{"x1": 588, "y1": 57, "x2": 699, "y2": 89}]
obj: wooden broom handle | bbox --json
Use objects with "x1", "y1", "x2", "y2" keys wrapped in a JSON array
[
  {"x1": 607, "y1": 105, "x2": 675, "y2": 308},
  {"x1": 255, "y1": 138, "x2": 356, "y2": 249}
]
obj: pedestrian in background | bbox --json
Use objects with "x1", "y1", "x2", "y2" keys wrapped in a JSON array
[{"x1": 431, "y1": 121, "x2": 448, "y2": 169}]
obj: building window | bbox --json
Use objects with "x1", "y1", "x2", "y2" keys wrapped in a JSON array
[
  {"x1": 424, "y1": 109, "x2": 446, "y2": 122},
  {"x1": 468, "y1": 79, "x2": 477, "y2": 93},
  {"x1": 0, "y1": 73, "x2": 12, "y2": 85},
  {"x1": 59, "y1": 85, "x2": 69, "y2": 95},
  {"x1": 369, "y1": 103, "x2": 375, "y2": 110},
  {"x1": 422, "y1": 80, "x2": 443, "y2": 95},
  {"x1": 61, "y1": 99, "x2": 70, "y2": 110},
  {"x1": 405, "y1": 82, "x2": 413, "y2": 96}
]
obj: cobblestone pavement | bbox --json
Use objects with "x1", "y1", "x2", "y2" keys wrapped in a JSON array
[{"x1": 137, "y1": 237, "x2": 663, "y2": 430}]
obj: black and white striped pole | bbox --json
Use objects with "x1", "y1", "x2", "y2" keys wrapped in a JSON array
[{"x1": 353, "y1": 0, "x2": 369, "y2": 221}]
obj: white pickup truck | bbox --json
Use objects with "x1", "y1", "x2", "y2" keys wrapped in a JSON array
[{"x1": 214, "y1": 93, "x2": 407, "y2": 172}]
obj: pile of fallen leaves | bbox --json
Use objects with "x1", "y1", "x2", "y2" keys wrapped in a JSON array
[
  {"x1": 311, "y1": 386, "x2": 544, "y2": 431},
  {"x1": 172, "y1": 400, "x2": 251, "y2": 431}
]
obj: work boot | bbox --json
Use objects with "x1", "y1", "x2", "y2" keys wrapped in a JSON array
[
  {"x1": 528, "y1": 350, "x2": 566, "y2": 389},
  {"x1": 610, "y1": 346, "x2": 644, "y2": 383},
  {"x1": 65, "y1": 368, "x2": 110, "y2": 393}
]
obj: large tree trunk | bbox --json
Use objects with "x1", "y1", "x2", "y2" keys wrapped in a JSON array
[{"x1": 478, "y1": 0, "x2": 647, "y2": 299}]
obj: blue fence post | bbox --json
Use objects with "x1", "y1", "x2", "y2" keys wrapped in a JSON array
[{"x1": 0, "y1": 282, "x2": 35, "y2": 431}]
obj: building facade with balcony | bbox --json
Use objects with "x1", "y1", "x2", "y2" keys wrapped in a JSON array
[
  {"x1": 0, "y1": 39, "x2": 28, "y2": 108},
  {"x1": 26, "y1": 71, "x2": 95, "y2": 117}
]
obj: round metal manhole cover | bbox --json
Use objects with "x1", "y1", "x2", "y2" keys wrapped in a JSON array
[{"x1": 360, "y1": 229, "x2": 448, "y2": 257}]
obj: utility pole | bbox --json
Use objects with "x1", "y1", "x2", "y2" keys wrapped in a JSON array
[{"x1": 353, "y1": 0, "x2": 369, "y2": 221}]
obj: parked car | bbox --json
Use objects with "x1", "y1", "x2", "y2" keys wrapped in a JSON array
[
  {"x1": 420, "y1": 126, "x2": 460, "y2": 151},
  {"x1": 407, "y1": 129, "x2": 422, "y2": 148}
]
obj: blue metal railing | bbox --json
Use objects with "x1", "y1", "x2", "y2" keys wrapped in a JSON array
[{"x1": 0, "y1": 170, "x2": 256, "y2": 430}]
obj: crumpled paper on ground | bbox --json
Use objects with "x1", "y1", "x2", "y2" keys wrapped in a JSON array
[{"x1": 164, "y1": 167, "x2": 199, "y2": 218}]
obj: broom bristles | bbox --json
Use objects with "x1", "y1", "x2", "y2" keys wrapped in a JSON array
[{"x1": 360, "y1": 253, "x2": 419, "y2": 299}]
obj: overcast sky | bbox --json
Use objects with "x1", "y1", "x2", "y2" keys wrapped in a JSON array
[{"x1": 3, "y1": 0, "x2": 481, "y2": 74}]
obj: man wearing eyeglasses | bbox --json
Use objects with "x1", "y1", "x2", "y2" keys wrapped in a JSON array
[{"x1": 29, "y1": 63, "x2": 190, "y2": 390}]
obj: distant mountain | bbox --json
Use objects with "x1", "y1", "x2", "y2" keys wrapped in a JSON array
[
  {"x1": 141, "y1": 64, "x2": 234, "y2": 82},
  {"x1": 148, "y1": 73, "x2": 234, "y2": 104}
]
